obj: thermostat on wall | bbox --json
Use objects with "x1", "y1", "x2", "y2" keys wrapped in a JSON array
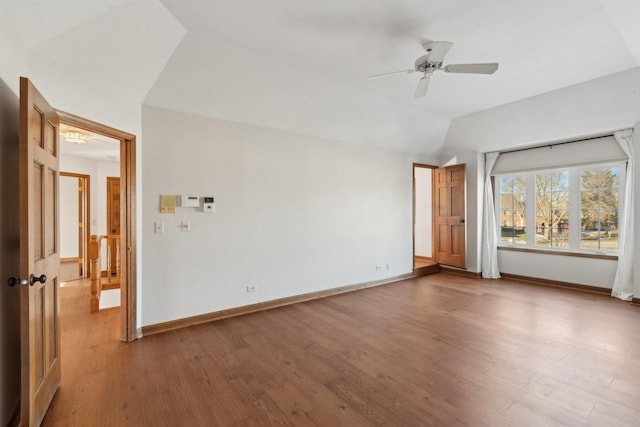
[
  {"x1": 181, "y1": 195, "x2": 200, "y2": 208},
  {"x1": 203, "y1": 197, "x2": 215, "y2": 213}
]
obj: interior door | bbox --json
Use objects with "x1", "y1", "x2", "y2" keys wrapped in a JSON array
[
  {"x1": 19, "y1": 77, "x2": 61, "y2": 426},
  {"x1": 434, "y1": 164, "x2": 466, "y2": 268},
  {"x1": 106, "y1": 176, "x2": 120, "y2": 275}
]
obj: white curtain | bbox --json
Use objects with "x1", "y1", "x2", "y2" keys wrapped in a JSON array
[
  {"x1": 482, "y1": 152, "x2": 501, "y2": 278},
  {"x1": 611, "y1": 129, "x2": 634, "y2": 300}
]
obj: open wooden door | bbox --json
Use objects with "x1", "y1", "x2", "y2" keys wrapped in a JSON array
[
  {"x1": 19, "y1": 77, "x2": 61, "y2": 426},
  {"x1": 434, "y1": 164, "x2": 466, "y2": 268}
]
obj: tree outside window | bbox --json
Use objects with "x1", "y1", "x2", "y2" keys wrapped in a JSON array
[
  {"x1": 580, "y1": 167, "x2": 619, "y2": 251},
  {"x1": 535, "y1": 171, "x2": 569, "y2": 248}
]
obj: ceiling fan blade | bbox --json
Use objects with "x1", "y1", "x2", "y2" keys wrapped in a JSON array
[
  {"x1": 367, "y1": 69, "x2": 415, "y2": 80},
  {"x1": 443, "y1": 63, "x2": 499, "y2": 74},
  {"x1": 413, "y1": 75, "x2": 430, "y2": 98},
  {"x1": 421, "y1": 40, "x2": 454, "y2": 63}
]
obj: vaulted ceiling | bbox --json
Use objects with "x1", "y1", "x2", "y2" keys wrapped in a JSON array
[{"x1": 2, "y1": 0, "x2": 639, "y2": 157}]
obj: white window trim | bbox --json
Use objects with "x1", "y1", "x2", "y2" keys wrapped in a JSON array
[{"x1": 494, "y1": 161, "x2": 625, "y2": 255}]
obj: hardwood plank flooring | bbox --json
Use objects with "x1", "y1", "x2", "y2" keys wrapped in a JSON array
[
  {"x1": 43, "y1": 274, "x2": 640, "y2": 426},
  {"x1": 414, "y1": 258, "x2": 436, "y2": 268}
]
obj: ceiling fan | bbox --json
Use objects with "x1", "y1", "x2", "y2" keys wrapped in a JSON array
[{"x1": 368, "y1": 40, "x2": 499, "y2": 98}]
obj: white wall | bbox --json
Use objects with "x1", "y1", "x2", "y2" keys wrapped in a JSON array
[
  {"x1": 498, "y1": 251, "x2": 618, "y2": 288},
  {"x1": 443, "y1": 68, "x2": 640, "y2": 288},
  {"x1": 0, "y1": 7, "x2": 27, "y2": 95},
  {"x1": 414, "y1": 167, "x2": 432, "y2": 258},
  {"x1": 141, "y1": 106, "x2": 417, "y2": 326},
  {"x1": 60, "y1": 175, "x2": 79, "y2": 258},
  {"x1": 446, "y1": 68, "x2": 640, "y2": 153}
]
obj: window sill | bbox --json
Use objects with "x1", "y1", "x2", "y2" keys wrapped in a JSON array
[{"x1": 497, "y1": 245, "x2": 618, "y2": 261}]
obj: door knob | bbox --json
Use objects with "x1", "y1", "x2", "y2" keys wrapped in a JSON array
[
  {"x1": 459, "y1": 219, "x2": 465, "y2": 223},
  {"x1": 30, "y1": 274, "x2": 47, "y2": 286},
  {"x1": 7, "y1": 277, "x2": 28, "y2": 287}
]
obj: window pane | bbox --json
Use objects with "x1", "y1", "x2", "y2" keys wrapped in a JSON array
[
  {"x1": 500, "y1": 177, "x2": 513, "y2": 194},
  {"x1": 500, "y1": 194, "x2": 514, "y2": 209},
  {"x1": 581, "y1": 170, "x2": 600, "y2": 190},
  {"x1": 536, "y1": 209, "x2": 568, "y2": 247},
  {"x1": 500, "y1": 210, "x2": 526, "y2": 244},
  {"x1": 600, "y1": 189, "x2": 618, "y2": 210},
  {"x1": 500, "y1": 210, "x2": 513, "y2": 227},
  {"x1": 536, "y1": 171, "x2": 569, "y2": 249},
  {"x1": 581, "y1": 190, "x2": 599, "y2": 209},
  {"x1": 513, "y1": 210, "x2": 526, "y2": 243},
  {"x1": 500, "y1": 210, "x2": 514, "y2": 243},
  {"x1": 551, "y1": 191, "x2": 569, "y2": 209},
  {"x1": 601, "y1": 167, "x2": 619, "y2": 189},
  {"x1": 600, "y1": 210, "x2": 619, "y2": 251},
  {"x1": 513, "y1": 192, "x2": 525, "y2": 209},
  {"x1": 581, "y1": 209, "x2": 599, "y2": 230},
  {"x1": 601, "y1": 209, "x2": 618, "y2": 231},
  {"x1": 579, "y1": 166, "x2": 619, "y2": 252}
]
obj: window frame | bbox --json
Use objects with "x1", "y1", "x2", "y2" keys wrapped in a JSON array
[{"x1": 494, "y1": 161, "x2": 625, "y2": 255}]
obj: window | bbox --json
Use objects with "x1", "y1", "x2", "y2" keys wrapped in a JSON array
[
  {"x1": 495, "y1": 163, "x2": 623, "y2": 254},
  {"x1": 498, "y1": 176, "x2": 526, "y2": 244},
  {"x1": 580, "y1": 167, "x2": 619, "y2": 251},
  {"x1": 535, "y1": 171, "x2": 569, "y2": 248}
]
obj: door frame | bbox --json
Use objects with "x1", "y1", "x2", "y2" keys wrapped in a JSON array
[
  {"x1": 59, "y1": 172, "x2": 90, "y2": 279},
  {"x1": 412, "y1": 163, "x2": 437, "y2": 269},
  {"x1": 57, "y1": 110, "x2": 137, "y2": 342}
]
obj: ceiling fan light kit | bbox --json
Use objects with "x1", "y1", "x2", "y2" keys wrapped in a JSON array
[{"x1": 368, "y1": 39, "x2": 499, "y2": 98}]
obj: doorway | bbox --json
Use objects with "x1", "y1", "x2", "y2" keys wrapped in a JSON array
[
  {"x1": 413, "y1": 164, "x2": 437, "y2": 271},
  {"x1": 413, "y1": 162, "x2": 467, "y2": 272},
  {"x1": 59, "y1": 172, "x2": 90, "y2": 282},
  {"x1": 58, "y1": 111, "x2": 137, "y2": 342}
]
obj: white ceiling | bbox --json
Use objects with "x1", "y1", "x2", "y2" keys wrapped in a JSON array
[
  {"x1": 59, "y1": 124, "x2": 120, "y2": 162},
  {"x1": 2, "y1": 0, "x2": 639, "y2": 157}
]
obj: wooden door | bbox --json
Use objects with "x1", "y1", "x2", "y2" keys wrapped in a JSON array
[
  {"x1": 106, "y1": 177, "x2": 120, "y2": 275},
  {"x1": 19, "y1": 77, "x2": 61, "y2": 426},
  {"x1": 434, "y1": 164, "x2": 466, "y2": 268}
]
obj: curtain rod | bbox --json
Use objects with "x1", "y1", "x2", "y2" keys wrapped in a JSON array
[{"x1": 499, "y1": 134, "x2": 613, "y2": 155}]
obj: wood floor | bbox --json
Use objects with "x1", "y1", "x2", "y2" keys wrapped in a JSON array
[
  {"x1": 414, "y1": 258, "x2": 437, "y2": 268},
  {"x1": 42, "y1": 274, "x2": 640, "y2": 426}
]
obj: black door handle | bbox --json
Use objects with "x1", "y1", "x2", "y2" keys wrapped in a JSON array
[
  {"x1": 460, "y1": 219, "x2": 465, "y2": 223},
  {"x1": 7, "y1": 277, "x2": 27, "y2": 287},
  {"x1": 30, "y1": 274, "x2": 47, "y2": 286}
]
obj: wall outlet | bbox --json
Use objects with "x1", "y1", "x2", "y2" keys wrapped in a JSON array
[
  {"x1": 375, "y1": 265, "x2": 382, "y2": 271},
  {"x1": 246, "y1": 285, "x2": 257, "y2": 293}
]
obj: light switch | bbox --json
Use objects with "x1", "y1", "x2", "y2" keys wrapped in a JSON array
[
  {"x1": 180, "y1": 221, "x2": 191, "y2": 232},
  {"x1": 154, "y1": 221, "x2": 164, "y2": 233}
]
